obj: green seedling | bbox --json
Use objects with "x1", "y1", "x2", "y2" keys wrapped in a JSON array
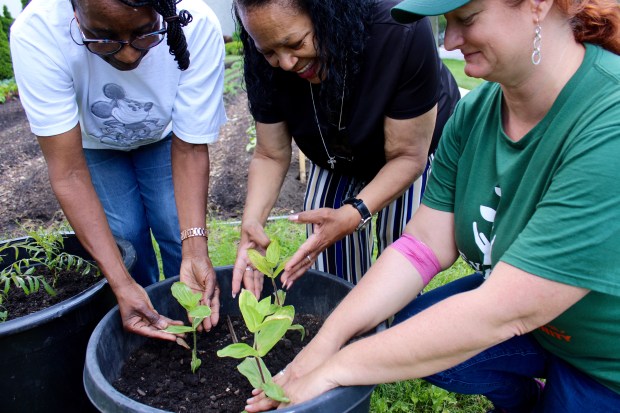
[
  {"x1": 246, "y1": 239, "x2": 288, "y2": 306},
  {"x1": 0, "y1": 228, "x2": 100, "y2": 320},
  {"x1": 217, "y1": 289, "x2": 305, "y2": 403},
  {"x1": 164, "y1": 281, "x2": 212, "y2": 373}
]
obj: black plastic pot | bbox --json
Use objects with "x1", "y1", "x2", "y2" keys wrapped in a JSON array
[
  {"x1": 0, "y1": 233, "x2": 136, "y2": 413},
  {"x1": 85, "y1": 266, "x2": 385, "y2": 413}
]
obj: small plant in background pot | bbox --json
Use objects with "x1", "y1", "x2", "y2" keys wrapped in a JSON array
[
  {"x1": 164, "y1": 281, "x2": 212, "y2": 373},
  {"x1": 218, "y1": 239, "x2": 305, "y2": 403},
  {"x1": 0, "y1": 227, "x2": 100, "y2": 321}
]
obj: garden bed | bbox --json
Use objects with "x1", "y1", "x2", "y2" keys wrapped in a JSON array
[{"x1": 0, "y1": 92, "x2": 307, "y2": 237}]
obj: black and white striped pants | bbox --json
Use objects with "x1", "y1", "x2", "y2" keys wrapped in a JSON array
[{"x1": 303, "y1": 157, "x2": 432, "y2": 284}]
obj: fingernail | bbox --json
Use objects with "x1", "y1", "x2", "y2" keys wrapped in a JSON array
[
  {"x1": 232, "y1": 292, "x2": 236, "y2": 299},
  {"x1": 289, "y1": 215, "x2": 299, "y2": 221}
]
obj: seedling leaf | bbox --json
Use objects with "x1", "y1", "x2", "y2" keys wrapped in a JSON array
[
  {"x1": 262, "y1": 381, "x2": 290, "y2": 403},
  {"x1": 239, "y1": 289, "x2": 263, "y2": 332},
  {"x1": 288, "y1": 324, "x2": 306, "y2": 341},
  {"x1": 274, "y1": 259, "x2": 288, "y2": 278},
  {"x1": 170, "y1": 281, "x2": 201, "y2": 312},
  {"x1": 265, "y1": 240, "x2": 280, "y2": 269},
  {"x1": 275, "y1": 290, "x2": 286, "y2": 306},
  {"x1": 191, "y1": 355, "x2": 201, "y2": 373},
  {"x1": 189, "y1": 305, "x2": 212, "y2": 319},
  {"x1": 256, "y1": 296, "x2": 274, "y2": 317},
  {"x1": 164, "y1": 325, "x2": 194, "y2": 334},
  {"x1": 237, "y1": 357, "x2": 271, "y2": 389},
  {"x1": 247, "y1": 249, "x2": 273, "y2": 277},
  {"x1": 217, "y1": 342, "x2": 259, "y2": 358}
]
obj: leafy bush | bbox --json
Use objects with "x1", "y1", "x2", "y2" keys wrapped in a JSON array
[
  {"x1": 225, "y1": 40, "x2": 243, "y2": 56},
  {"x1": 0, "y1": 25, "x2": 13, "y2": 81},
  {"x1": 0, "y1": 78, "x2": 17, "y2": 103},
  {"x1": 1, "y1": 6, "x2": 14, "y2": 39},
  {"x1": 224, "y1": 58, "x2": 244, "y2": 97}
]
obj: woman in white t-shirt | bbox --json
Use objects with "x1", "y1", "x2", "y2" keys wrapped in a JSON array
[{"x1": 10, "y1": 0, "x2": 227, "y2": 339}]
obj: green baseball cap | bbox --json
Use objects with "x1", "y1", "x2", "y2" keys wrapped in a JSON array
[{"x1": 391, "y1": 0, "x2": 472, "y2": 23}]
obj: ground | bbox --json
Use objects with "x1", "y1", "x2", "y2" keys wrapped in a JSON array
[{"x1": 0, "y1": 92, "x2": 306, "y2": 238}]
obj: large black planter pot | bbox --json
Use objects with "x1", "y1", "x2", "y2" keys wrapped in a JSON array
[
  {"x1": 85, "y1": 266, "x2": 385, "y2": 413},
  {"x1": 0, "y1": 233, "x2": 136, "y2": 413}
]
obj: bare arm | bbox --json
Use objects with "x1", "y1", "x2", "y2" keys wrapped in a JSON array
[
  {"x1": 282, "y1": 105, "x2": 438, "y2": 285},
  {"x1": 326, "y1": 262, "x2": 588, "y2": 384},
  {"x1": 37, "y1": 124, "x2": 181, "y2": 341},
  {"x1": 171, "y1": 135, "x2": 220, "y2": 330},
  {"x1": 246, "y1": 205, "x2": 458, "y2": 411},
  {"x1": 232, "y1": 122, "x2": 293, "y2": 297},
  {"x1": 270, "y1": 262, "x2": 588, "y2": 409}
]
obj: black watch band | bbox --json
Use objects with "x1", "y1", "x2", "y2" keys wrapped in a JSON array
[{"x1": 343, "y1": 197, "x2": 372, "y2": 231}]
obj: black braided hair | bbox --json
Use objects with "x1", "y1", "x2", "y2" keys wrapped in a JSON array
[
  {"x1": 234, "y1": 0, "x2": 377, "y2": 117},
  {"x1": 116, "y1": 0, "x2": 193, "y2": 70}
]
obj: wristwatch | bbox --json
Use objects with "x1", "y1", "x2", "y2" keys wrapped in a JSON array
[{"x1": 343, "y1": 197, "x2": 372, "y2": 231}]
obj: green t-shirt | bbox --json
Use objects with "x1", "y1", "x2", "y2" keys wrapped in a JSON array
[{"x1": 423, "y1": 44, "x2": 620, "y2": 393}]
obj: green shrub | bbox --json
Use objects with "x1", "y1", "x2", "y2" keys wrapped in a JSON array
[
  {"x1": 1, "y1": 6, "x2": 14, "y2": 39},
  {"x1": 0, "y1": 78, "x2": 18, "y2": 103},
  {"x1": 0, "y1": 25, "x2": 13, "y2": 81},
  {"x1": 225, "y1": 40, "x2": 243, "y2": 56}
]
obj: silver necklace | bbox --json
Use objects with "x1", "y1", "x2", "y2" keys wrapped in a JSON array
[{"x1": 308, "y1": 73, "x2": 346, "y2": 170}]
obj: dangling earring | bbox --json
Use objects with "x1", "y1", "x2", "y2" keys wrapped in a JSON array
[{"x1": 531, "y1": 17, "x2": 542, "y2": 65}]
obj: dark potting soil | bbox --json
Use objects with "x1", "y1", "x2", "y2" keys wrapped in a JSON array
[
  {"x1": 114, "y1": 314, "x2": 323, "y2": 413},
  {"x1": 3, "y1": 266, "x2": 102, "y2": 321}
]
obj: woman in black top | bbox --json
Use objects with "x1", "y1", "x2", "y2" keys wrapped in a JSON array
[{"x1": 231, "y1": 0, "x2": 461, "y2": 296}]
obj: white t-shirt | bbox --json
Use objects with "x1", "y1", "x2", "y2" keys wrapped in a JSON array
[{"x1": 10, "y1": 0, "x2": 227, "y2": 150}]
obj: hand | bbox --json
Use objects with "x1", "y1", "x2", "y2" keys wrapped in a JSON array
[
  {"x1": 282, "y1": 207, "x2": 357, "y2": 288},
  {"x1": 179, "y1": 254, "x2": 220, "y2": 332},
  {"x1": 244, "y1": 332, "x2": 341, "y2": 411},
  {"x1": 116, "y1": 281, "x2": 184, "y2": 341},
  {"x1": 245, "y1": 364, "x2": 337, "y2": 411},
  {"x1": 232, "y1": 220, "x2": 271, "y2": 298}
]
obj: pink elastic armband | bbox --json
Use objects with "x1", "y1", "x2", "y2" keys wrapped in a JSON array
[{"x1": 389, "y1": 233, "x2": 441, "y2": 287}]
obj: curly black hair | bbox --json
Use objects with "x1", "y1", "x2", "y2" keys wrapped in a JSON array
[
  {"x1": 116, "y1": 0, "x2": 193, "y2": 70},
  {"x1": 234, "y1": 0, "x2": 377, "y2": 116},
  {"x1": 72, "y1": 0, "x2": 193, "y2": 70}
]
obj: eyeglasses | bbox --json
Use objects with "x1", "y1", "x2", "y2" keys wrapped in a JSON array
[{"x1": 70, "y1": 16, "x2": 167, "y2": 56}]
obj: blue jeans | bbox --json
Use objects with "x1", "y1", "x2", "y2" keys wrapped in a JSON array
[
  {"x1": 84, "y1": 136, "x2": 181, "y2": 287},
  {"x1": 393, "y1": 273, "x2": 620, "y2": 412}
]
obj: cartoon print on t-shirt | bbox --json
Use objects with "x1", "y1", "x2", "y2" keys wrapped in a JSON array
[
  {"x1": 462, "y1": 186, "x2": 501, "y2": 278},
  {"x1": 90, "y1": 83, "x2": 165, "y2": 148}
]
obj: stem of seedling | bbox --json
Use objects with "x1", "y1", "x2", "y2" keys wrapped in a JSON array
[
  {"x1": 272, "y1": 278, "x2": 282, "y2": 306},
  {"x1": 226, "y1": 315, "x2": 238, "y2": 343},
  {"x1": 254, "y1": 356, "x2": 267, "y2": 384}
]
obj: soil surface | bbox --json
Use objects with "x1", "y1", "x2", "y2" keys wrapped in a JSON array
[
  {"x1": 114, "y1": 314, "x2": 322, "y2": 413},
  {"x1": 2, "y1": 266, "x2": 102, "y2": 321},
  {"x1": 0, "y1": 92, "x2": 307, "y2": 238}
]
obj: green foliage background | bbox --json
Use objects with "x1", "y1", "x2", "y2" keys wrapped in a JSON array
[
  {"x1": 0, "y1": 25, "x2": 13, "y2": 80},
  {"x1": 0, "y1": 6, "x2": 13, "y2": 81}
]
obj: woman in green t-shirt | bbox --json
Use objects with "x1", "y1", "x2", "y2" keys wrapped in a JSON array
[{"x1": 243, "y1": 0, "x2": 620, "y2": 412}]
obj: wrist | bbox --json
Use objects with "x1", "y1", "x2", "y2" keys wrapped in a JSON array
[
  {"x1": 181, "y1": 235, "x2": 209, "y2": 258},
  {"x1": 180, "y1": 227, "x2": 208, "y2": 242},
  {"x1": 342, "y1": 197, "x2": 372, "y2": 231}
]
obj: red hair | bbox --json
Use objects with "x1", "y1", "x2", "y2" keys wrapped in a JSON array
[{"x1": 554, "y1": 0, "x2": 620, "y2": 54}]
